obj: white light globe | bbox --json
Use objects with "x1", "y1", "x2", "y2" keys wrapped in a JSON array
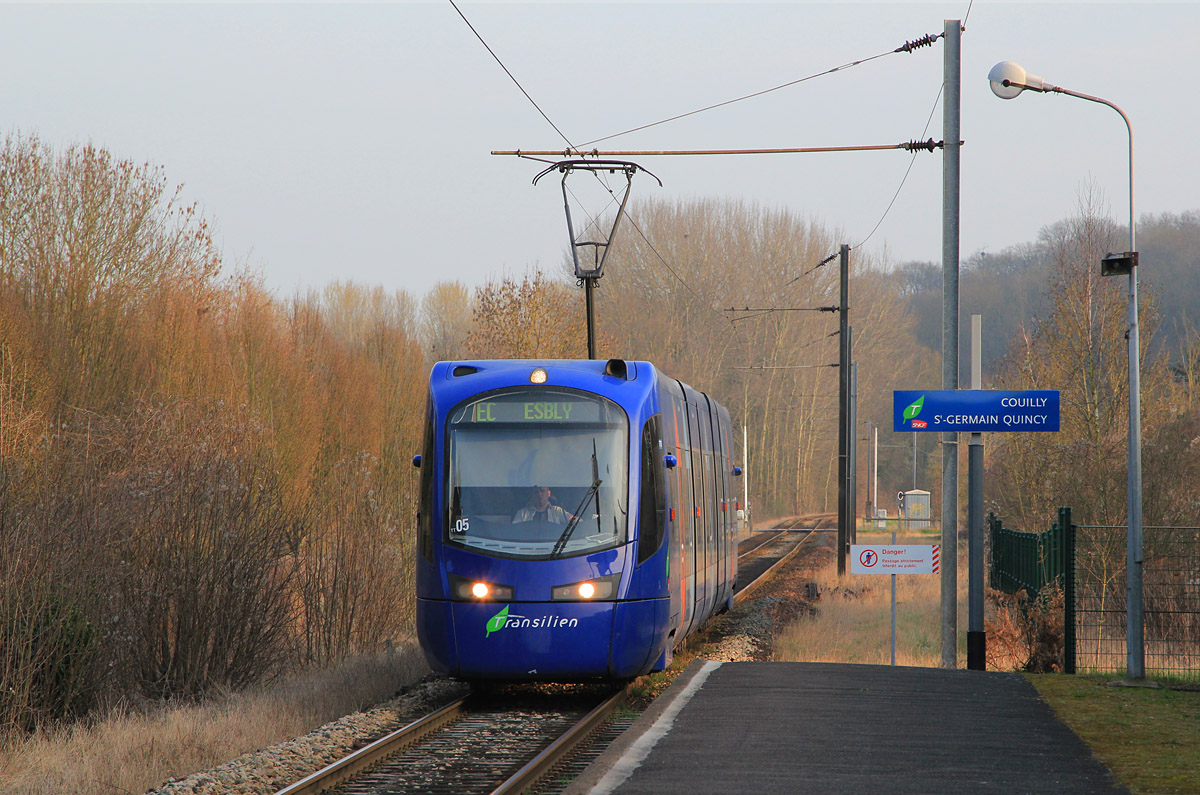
[
  {"x1": 989, "y1": 61, "x2": 1049, "y2": 99},
  {"x1": 989, "y1": 61, "x2": 1028, "y2": 99}
]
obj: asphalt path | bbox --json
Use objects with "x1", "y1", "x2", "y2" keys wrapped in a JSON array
[{"x1": 571, "y1": 661, "x2": 1126, "y2": 794}]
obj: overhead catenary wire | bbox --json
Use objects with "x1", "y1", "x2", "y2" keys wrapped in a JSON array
[
  {"x1": 727, "y1": 306, "x2": 839, "y2": 313},
  {"x1": 454, "y1": 0, "x2": 950, "y2": 386},
  {"x1": 619, "y1": 212, "x2": 755, "y2": 360},
  {"x1": 784, "y1": 21, "x2": 965, "y2": 285},
  {"x1": 448, "y1": 0, "x2": 580, "y2": 152},
  {"x1": 575, "y1": 32, "x2": 943, "y2": 149},
  {"x1": 494, "y1": 141, "x2": 944, "y2": 158},
  {"x1": 854, "y1": 84, "x2": 947, "y2": 250},
  {"x1": 459, "y1": 0, "x2": 950, "y2": 308}
]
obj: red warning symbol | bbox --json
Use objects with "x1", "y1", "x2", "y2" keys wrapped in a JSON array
[{"x1": 859, "y1": 549, "x2": 878, "y2": 568}]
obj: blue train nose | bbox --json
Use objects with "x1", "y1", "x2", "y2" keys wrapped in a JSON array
[{"x1": 453, "y1": 601, "x2": 614, "y2": 679}]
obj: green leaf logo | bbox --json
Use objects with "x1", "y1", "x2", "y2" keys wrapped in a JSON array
[
  {"x1": 485, "y1": 605, "x2": 510, "y2": 638},
  {"x1": 903, "y1": 395, "x2": 925, "y2": 422}
]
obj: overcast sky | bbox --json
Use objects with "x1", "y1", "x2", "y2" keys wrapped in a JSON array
[{"x1": 3, "y1": 2, "x2": 1195, "y2": 300}]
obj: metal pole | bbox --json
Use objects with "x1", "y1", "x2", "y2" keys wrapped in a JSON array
[
  {"x1": 968, "y1": 314, "x2": 986, "y2": 670},
  {"x1": 1028, "y1": 83, "x2": 1142, "y2": 679},
  {"x1": 873, "y1": 426, "x2": 879, "y2": 528},
  {"x1": 865, "y1": 422, "x2": 875, "y2": 525},
  {"x1": 850, "y1": 358, "x2": 858, "y2": 545},
  {"x1": 1122, "y1": 105, "x2": 1143, "y2": 681},
  {"x1": 584, "y1": 277, "x2": 597, "y2": 359},
  {"x1": 891, "y1": 521, "x2": 897, "y2": 666},
  {"x1": 940, "y1": 19, "x2": 961, "y2": 669},
  {"x1": 837, "y1": 244, "x2": 850, "y2": 575}
]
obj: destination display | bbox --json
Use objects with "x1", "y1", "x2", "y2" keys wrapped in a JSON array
[
  {"x1": 893, "y1": 390, "x2": 1060, "y2": 433},
  {"x1": 456, "y1": 397, "x2": 604, "y2": 424}
]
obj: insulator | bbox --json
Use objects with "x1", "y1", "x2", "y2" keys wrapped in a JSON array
[
  {"x1": 896, "y1": 33, "x2": 939, "y2": 53},
  {"x1": 903, "y1": 138, "x2": 942, "y2": 153}
]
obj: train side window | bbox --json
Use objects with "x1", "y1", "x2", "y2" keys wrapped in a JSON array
[
  {"x1": 638, "y1": 414, "x2": 666, "y2": 564},
  {"x1": 417, "y1": 402, "x2": 436, "y2": 562}
]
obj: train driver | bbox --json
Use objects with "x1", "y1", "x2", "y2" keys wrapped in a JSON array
[{"x1": 512, "y1": 485, "x2": 574, "y2": 525}]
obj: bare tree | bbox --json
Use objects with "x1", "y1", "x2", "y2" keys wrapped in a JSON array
[
  {"x1": 468, "y1": 270, "x2": 588, "y2": 359},
  {"x1": 419, "y1": 281, "x2": 474, "y2": 362}
]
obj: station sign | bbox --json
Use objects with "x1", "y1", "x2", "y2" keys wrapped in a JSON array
[
  {"x1": 850, "y1": 545, "x2": 940, "y2": 575},
  {"x1": 893, "y1": 390, "x2": 1059, "y2": 433}
]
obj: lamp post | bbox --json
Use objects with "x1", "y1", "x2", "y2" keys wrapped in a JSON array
[{"x1": 988, "y1": 61, "x2": 1144, "y2": 680}]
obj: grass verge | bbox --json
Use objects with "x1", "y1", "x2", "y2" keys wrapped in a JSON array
[
  {"x1": 1028, "y1": 674, "x2": 1200, "y2": 794},
  {"x1": 0, "y1": 645, "x2": 429, "y2": 795}
]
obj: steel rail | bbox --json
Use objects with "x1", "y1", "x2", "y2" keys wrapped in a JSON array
[
  {"x1": 490, "y1": 687, "x2": 628, "y2": 795},
  {"x1": 272, "y1": 697, "x2": 467, "y2": 795},
  {"x1": 734, "y1": 531, "x2": 815, "y2": 605},
  {"x1": 738, "y1": 530, "x2": 784, "y2": 558}
]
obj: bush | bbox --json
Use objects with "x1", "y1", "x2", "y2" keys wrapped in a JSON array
[{"x1": 985, "y1": 584, "x2": 1065, "y2": 673}]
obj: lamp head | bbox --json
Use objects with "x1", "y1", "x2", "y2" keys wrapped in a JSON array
[{"x1": 988, "y1": 61, "x2": 1049, "y2": 99}]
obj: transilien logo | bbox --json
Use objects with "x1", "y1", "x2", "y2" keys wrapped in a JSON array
[
  {"x1": 485, "y1": 605, "x2": 510, "y2": 638},
  {"x1": 903, "y1": 395, "x2": 925, "y2": 426}
]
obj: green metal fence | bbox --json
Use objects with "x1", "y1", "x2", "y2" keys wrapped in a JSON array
[
  {"x1": 988, "y1": 507, "x2": 1072, "y2": 596},
  {"x1": 1073, "y1": 523, "x2": 1200, "y2": 681},
  {"x1": 990, "y1": 508, "x2": 1200, "y2": 681}
]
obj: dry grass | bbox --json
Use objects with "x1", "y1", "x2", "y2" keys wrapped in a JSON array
[
  {"x1": 0, "y1": 645, "x2": 428, "y2": 795},
  {"x1": 773, "y1": 532, "x2": 964, "y2": 667}
]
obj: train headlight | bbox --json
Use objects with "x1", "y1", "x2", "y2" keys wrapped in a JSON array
[
  {"x1": 449, "y1": 574, "x2": 514, "y2": 601},
  {"x1": 551, "y1": 573, "x2": 620, "y2": 601},
  {"x1": 530, "y1": 367, "x2": 548, "y2": 384}
]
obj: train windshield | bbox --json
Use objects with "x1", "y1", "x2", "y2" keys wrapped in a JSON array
[{"x1": 446, "y1": 388, "x2": 628, "y2": 559}]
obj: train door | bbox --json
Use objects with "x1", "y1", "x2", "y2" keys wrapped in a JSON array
[
  {"x1": 675, "y1": 392, "x2": 697, "y2": 639},
  {"x1": 721, "y1": 406, "x2": 739, "y2": 592},
  {"x1": 686, "y1": 397, "x2": 707, "y2": 621},
  {"x1": 667, "y1": 386, "x2": 686, "y2": 643},
  {"x1": 715, "y1": 409, "x2": 732, "y2": 603},
  {"x1": 659, "y1": 388, "x2": 682, "y2": 636},
  {"x1": 709, "y1": 402, "x2": 726, "y2": 606},
  {"x1": 691, "y1": 401, "x2": 705, "y2": 619},
  {"x1": 698, "y1": 399, "x2": 716, "y2": 619}
]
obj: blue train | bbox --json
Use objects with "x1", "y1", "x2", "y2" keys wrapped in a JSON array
[{"x1": 414, "y1": 359, "x2": 742, "y2": 681}]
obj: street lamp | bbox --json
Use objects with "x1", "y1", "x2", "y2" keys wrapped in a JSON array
[{"x1": 989, "y1": 61, "x2": 1145, "y2": 680}]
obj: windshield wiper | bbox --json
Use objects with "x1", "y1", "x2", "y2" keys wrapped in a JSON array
[{"x1": 552, "y1": 441, "x2": 602, "y2": 558}]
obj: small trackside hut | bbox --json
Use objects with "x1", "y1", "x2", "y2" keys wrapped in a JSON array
[{"x1": 414, "y1": 359, "x2": 741, "y2": 681}]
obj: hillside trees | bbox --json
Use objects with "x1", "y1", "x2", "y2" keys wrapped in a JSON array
[
  {"x1": 987, "y1": 189, "x2": 1172, "y2": 528},
  {"x1": 591, "y1": 198, "x2": 924, "y2": 515}
]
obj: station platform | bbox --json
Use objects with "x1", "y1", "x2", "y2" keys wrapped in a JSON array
[{"x1": 567, "y1": 661, "x2": 1126, "y2": 794}]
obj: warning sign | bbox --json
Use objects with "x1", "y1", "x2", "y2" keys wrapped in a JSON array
[{"x1": 850, "y1": 545, "x2": 940, "y2": 575}]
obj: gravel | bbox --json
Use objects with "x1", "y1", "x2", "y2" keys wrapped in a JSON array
[{"x1": 146, "y1": 677, "x2": 468, "y2": 795}]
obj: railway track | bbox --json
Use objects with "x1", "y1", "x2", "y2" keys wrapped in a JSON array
[
  {"x1": 273, "y1": 521, "x2": 819, "y2": 795},
  {"x1": 733, "y1": 522, "x2": 824, "y2": 604},
  {"x1": 275, "y1": 687, "x2": 629, "y2": 795}
]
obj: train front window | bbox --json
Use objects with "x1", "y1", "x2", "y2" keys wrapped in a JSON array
[{"x1": 446, "y1": 389, "x2": 628, "y2": 559}]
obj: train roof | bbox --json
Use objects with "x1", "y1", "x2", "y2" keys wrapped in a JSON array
[{"x1": 427, "y1": 359, "x2": 728, "y2": 420}]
